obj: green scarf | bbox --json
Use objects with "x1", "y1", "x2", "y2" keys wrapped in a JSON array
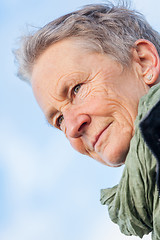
[{"x1": 100, "y1": 83, "x2": 160, "y2": 239}]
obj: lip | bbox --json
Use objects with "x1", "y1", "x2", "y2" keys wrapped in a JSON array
[{"x1": 93, "y1": 123, "x2": 112, "y2": 149}]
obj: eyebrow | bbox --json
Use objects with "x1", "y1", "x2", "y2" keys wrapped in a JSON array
[{"x1": 56, "y1": 71, "x2": 86, "y2": 96}]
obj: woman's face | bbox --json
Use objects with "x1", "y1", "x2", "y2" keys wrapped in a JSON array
[{"x1": 31, "y1": 39, "x2": 149, "y2": 167}]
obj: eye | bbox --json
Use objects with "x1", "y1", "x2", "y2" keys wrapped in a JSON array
[
  {"x1": 56, "y1": 115, "x2": 64, "y2": 127},
  {"x1": 73, "y1": 84, "x2": 82, "y2": 95}
]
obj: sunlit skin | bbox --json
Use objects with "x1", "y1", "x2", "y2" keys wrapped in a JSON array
[{"x1": 31, "y1": 39, "x2": 153, "y2": 167}]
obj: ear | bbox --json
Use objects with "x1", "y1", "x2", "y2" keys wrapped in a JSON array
[{"x1": 133, "y1": 39, "x2": 160, "y2": 85}]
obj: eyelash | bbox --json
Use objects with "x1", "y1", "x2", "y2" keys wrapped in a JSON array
[{"x1": 56, "y1": 84, "x2": 82, "y2": 128}]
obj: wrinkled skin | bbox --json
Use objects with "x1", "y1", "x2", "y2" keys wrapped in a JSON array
[{"x1": 31, "y1": 39, "x2": 150, "y2": 167}]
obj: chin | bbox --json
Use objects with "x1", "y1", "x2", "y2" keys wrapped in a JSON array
[
  {"x1": 106, "y1": 161, "x2": 125, "y2": 167},
  {"x1": 101, "y1": 150, "x2": 128, "y2": 167}
]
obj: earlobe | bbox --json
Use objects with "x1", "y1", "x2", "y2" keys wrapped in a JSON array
[
  {"x1": 134, "y1": 39, "x2": 160, "y2": 86},
  {"x1": 145, "y1": 73, "x2": 154, "y2": 85}
]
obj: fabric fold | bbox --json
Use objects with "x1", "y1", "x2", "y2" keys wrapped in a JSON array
[{"x1": 100, "y1": 83, "x2": 160, "y2": 239}]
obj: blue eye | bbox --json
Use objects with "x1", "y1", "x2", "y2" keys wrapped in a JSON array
[
  {"x1": 73, "y1": 84, "x2": 81, "y2": 94},
  {"x1": 57, "y1": 115, "x2": 64, "y2": 127}
]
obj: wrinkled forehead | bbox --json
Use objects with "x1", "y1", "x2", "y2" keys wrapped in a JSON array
[{"x1": 31, "y1": 39, "x2": 92, "y2": 113}]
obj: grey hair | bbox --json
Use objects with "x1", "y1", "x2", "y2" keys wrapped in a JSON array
[{"x1": 14, "y1": 2, "x2": 160, "y2": 82}]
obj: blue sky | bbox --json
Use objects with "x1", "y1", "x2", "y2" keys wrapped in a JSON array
[{"x1": 1, "y1": 0, "x2": 160, "y2": 239}]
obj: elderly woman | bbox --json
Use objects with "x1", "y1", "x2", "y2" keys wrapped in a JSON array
[{"x1": 15, "y1": 3, "x2": 160, "y2": 239}]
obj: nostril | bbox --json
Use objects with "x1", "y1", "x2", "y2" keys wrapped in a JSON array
[{"x1": 78, "y1": 122, "x2": 88, "y2": 132}]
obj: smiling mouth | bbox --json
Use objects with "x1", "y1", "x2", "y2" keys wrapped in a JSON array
[{"x1": 93, "y1": 123, "x2": 112, "y2": 149}]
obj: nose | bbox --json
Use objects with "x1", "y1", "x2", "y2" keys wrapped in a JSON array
[{"x1": 63, "y1": 109, "x2": 91, "y2": 138}]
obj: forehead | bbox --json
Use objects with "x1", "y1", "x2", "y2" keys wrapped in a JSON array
[
  {"x1": 32, "y1": 39, "x2": 82, "y2": 83},
  {"x1": 31, "y1": 39, "x2": 93, "y2": 89},
  {"x1": 31, "y1": 38, "x2": 121, "y2": 118},
  {"x1": 31, "y1": 39, "x2": 95, "y2": 114}
]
